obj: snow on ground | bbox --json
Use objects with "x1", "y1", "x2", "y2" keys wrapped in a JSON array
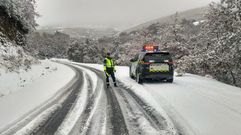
[
  {"x1": 81, "y1": 63, "x2": 241, "y2": 135},
  {"x1": 55, "y1": 63, "x2": 105, "y2": 135},
  {"x1": 74, "y1": 63, "x2": 98, "y2": 94},
  {"x1": 15, "y1": 105, "x2": 59, "y2": 135},
  {"x1": 143, "y1": 74, "x2": 241, "y2": 135},
  {"x1": 79, "y1": 63, "x2": 177, "y2": 134},
  {"x1": 55, "y1": 70, "x2": 88, "y2": 135},
  {"x1": 0, "y1": 60, "x2": 57, "y2": 97},
  {"x1": 0, "y1": 60, "x2": 75, "y2": 132}
]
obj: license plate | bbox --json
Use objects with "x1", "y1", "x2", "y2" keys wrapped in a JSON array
[{"x1": 150, "y1": 64, "x2": 169, "y2": 72}]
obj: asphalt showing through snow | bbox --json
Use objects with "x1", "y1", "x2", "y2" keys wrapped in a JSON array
[
  {"x1": 32, "y1": 64, "x2": 84, "y2": 135},
  {"x1": 20, "y1": 63, "x2": 177, "y2": 135},
  {"x1": 77, "y1": 65, "x2": 176, "y2": 135},
  {"x1": 85, "y1": 67, "x2": 129, "y2": 135}
]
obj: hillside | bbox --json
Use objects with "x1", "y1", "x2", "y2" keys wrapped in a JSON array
[
  {"x1": 116, "y1": 3, "x2": 241, "y2": 88},
  {"x1": 125, "y1": 7, "x2": 208, "y2": 32},
  {"x1": 37, "y1": 27, "x2": 118, "y2": 39}
]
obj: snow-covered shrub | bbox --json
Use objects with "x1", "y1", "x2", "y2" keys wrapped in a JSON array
[
  {"x1": 26, "y1": 31, "x2": 71, "y2": 59},
  {"x1": 0, "y1": 33, "x2": 38, "y2": 72},
  {"x1": 0, "y1": 0, "x2": 38, "y2": 46},
  {"x1": 67, "y1": 41, "x2": 84, "y2": 63},
  {"x1": 181, "y1": 0, "x2": 241, "y2": 87},
  {"x1": 0, "y1": 0, "x2": 38, "y2": 72},
  {"x1": 0, "y1": 0, "x2": 38, "y2": 32}
]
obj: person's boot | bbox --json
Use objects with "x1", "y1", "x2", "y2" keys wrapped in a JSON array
[
  {"x1": 114, "y1": 82, "x2": 117, "y2": 87},
  {"x1": 107, "y1": 82, "x2": 110, "y2": 88}
]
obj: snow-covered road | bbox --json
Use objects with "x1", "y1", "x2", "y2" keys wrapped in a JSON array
[
  {"x1": 83, "y1": 63, "x2": 241, "y2": 135},
  {"x1": 0, "y1": 61, "x2": 176, "y2": 135},
  {"x1": 55, "y1": 63, "x2": 177, "y2": 135},
  {"x1": 1, "y1": 61, "x2": 241, "y2": 135}
]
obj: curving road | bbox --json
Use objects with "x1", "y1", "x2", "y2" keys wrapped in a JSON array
[{"x1": 5, "y1": 62, "x2": 178, "y2": 135}]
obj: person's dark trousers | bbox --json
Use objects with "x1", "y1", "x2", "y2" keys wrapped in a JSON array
[{"x1": 105, "y1": 68, "x2": 117, "y2": 87}]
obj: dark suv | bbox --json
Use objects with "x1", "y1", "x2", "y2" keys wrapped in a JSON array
[{"x1": 129, "y1": 51, "x2": 174, "y2": 84}]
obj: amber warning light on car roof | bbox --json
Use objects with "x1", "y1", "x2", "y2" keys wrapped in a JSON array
[{"x1": 142, "y1": 44, "x2": 160, "y2": 52}]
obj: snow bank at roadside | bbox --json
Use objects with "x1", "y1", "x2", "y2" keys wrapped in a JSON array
[
  {"x1": 0, "y1": 60, "x2": 76, "y2": 132},
  {"x1": 0, "y1": 60, "x2": 58, "y2": 97}
]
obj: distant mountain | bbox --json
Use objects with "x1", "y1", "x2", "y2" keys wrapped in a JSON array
[
  {"x1": 125, "y1": 6, "x2": 208, "y2": 33},
  {"x1": 37, "y1": 27, "x2": 118, "y2": 39}
]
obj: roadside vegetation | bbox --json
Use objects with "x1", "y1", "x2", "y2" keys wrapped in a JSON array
[
  {"x1": 0, "y1": 0, "x2": 38, "y2": 72},
  {"x1": 1, "y1": 0, "x2": 240, "y2": 88}
]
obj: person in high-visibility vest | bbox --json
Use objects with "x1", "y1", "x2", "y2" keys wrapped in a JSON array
[{"x1": 104, "y1": 52, "x2": 117, "y2": 87}]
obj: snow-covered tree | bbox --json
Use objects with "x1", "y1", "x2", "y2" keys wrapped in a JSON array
[
  {"x1": 0, "y1": 0, "x2": 38, "y2": 46},
  {"x1": 0, "y1": 0, "x2": 38, "y2": 72},
  {"x1": 182, "y1": 0, "x2": 241, "y2": 87},
  {"x1": 67, "y1": 41, "x2": 84, "y2": 62},
  {"x1": 0, "y1": 0, "x2": 38, "y2": 32},
  {"x1": 203, "y1": 0, "x2": 241, "y2": 86},
  {"x1": 26, "y1": 31, "x2": 71, "y2": 58}
]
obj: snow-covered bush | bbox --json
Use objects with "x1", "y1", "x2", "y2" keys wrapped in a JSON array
[
  {"x1": 0, "y1": 0, "x2": 38, "y2": 72},
  {"x1": 0, "y1": 0, "x2": 38, "y2": 32},
  {"x1": 0, "y1": 32, "x2": 38, "y2": 72},
  {"x1": 26, "y1": 31, "x2": 71, "y2": 59},
  {"x1": 0, "y1": 0, "x2": 38, "y2": 46},
  {"x1": 181, "y1": 0, "x2": 241, "y2": 87},
  {"x1": 67, "y1": 41, "x2": 84, "y2": 62}
]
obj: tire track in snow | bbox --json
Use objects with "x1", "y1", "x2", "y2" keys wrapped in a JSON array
[
  {"x1": 106, "y1": 86, "x2": 129, "y2": 135},
  {"x1": 85, "y1": 66, "x2": 177, "y2": 135},
  {"x1": 31, "y1": 64, "x2": 84, "y2": 135},
  {"x1": 36, "y1": 63, "x2": 175, "y2": 135},
  {"x1": 69, "y1": 72, "x2": 103, "y2": 134},
  {"x1": 85, "y1": 93, "x2": 108, "y2": 135},
  {"x1": 76, "y1": 65, "x2": 129, "y2": 135},
  {"x1": 118, "y1": 82, "x2": 167, "y2": 130},
  {"x1": 66, "y1": 64, "x2": 105, "y2": 135},
  {"x1": 83, "y1": 72, "x2": 108, "y2": 135},
  {"x1": 115, "y1": 82, "x2": 177, "y2": 135}
]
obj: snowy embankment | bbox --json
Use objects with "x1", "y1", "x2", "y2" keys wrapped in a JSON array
[
  {"x1": 0, "y1": 60, "x2": 75, "y2": 133},
  {"x1": 81, "y1": 63, "x2": 241, "y2": 135}
]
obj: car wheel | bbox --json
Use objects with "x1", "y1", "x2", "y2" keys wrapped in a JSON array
[
  {"x1": 167, "y1": 78, "x2": 173, "y2": 83},
  {"x1": 129, "y1": 66, "x2": 134, "y2": 79},
  {"x1": 136, "y1": 72, "x2": 143, "y2": 84}
]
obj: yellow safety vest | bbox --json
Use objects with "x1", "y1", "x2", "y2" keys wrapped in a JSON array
[{"x1": 104, "y1": 58, "x2": 115, "y2": 70}]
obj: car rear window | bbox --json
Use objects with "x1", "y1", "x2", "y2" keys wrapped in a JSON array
[{"x1": 143, "y1": 53, "x2": 172, "y2": 62}]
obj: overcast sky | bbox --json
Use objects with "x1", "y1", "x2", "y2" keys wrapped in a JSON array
[{"x1": 36, "y1": 0, "x2": 219, "y2": 30}]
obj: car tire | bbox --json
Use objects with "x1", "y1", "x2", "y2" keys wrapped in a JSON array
[
  {"x1": 167, "y1": 78, "x2": 173, "y2": 83},
  {"x1": 129, "y1": 66, "x2": 134, "y2": 79},
  {"x1": 136, "y1": 72, "x2": 143, "y2": 84}
]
